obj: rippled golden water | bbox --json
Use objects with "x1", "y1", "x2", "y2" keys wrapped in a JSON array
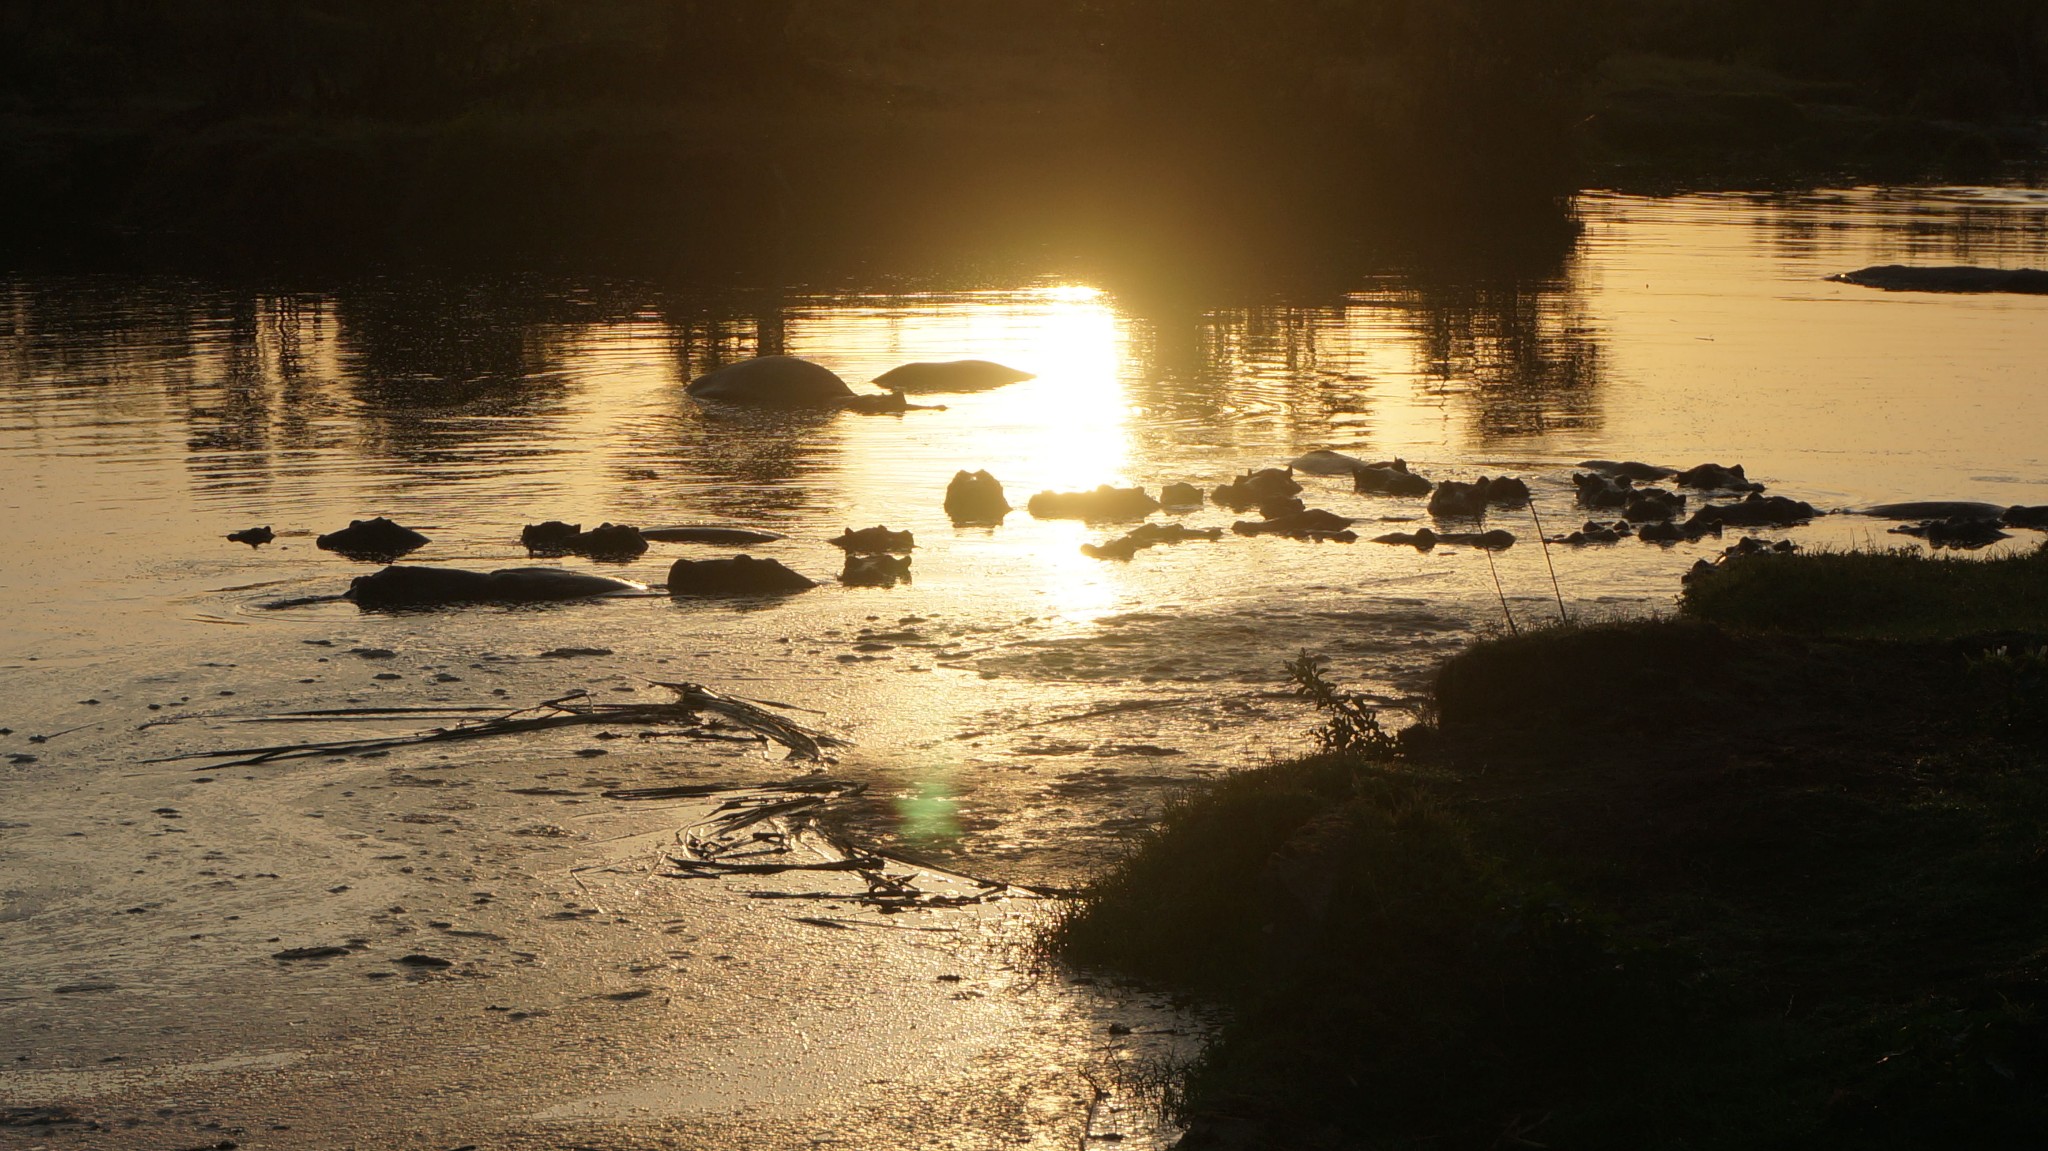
[{"x1": 2, "y1": 187, "x2": 2046, "y2": 872}]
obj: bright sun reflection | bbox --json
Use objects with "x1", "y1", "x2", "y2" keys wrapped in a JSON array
[{"x1": 785, "y1": 284, "x2": 1133, "y2": 623}]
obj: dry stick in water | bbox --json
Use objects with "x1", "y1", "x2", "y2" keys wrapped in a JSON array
[
  {"x1": 1526, "y1": 499, "x2": 1569, "y2": 624},
  {"x1": 1484, "y1": 546, "x2": 1519, "y2": 636}
]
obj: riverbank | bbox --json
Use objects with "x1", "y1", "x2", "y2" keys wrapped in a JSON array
[{"x1": 1048, "y1": 543, "x2": 2048, "y2": 1148}]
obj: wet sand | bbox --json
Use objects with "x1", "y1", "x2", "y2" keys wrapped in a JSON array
[{"x1": 0, "y1": 734, "x2": 1198, "y2": 1149}]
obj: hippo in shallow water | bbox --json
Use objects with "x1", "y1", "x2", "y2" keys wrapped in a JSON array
[
  {"x1": 872, "y1": 360, "x2": 1034, "y2": 393},
  {"x1": 944, "y1": 469, "x2": 1012, "y2": 525},
  {"x1": 318, "y1": 517, "x2": 430, "y2": 561},
  {"x1": 348, "y1": 565, "x2": 645, "y2": 608},
  {"x1": 1890, "y1": 517, "x2": 2010, "y2": 549},
  {"x1": 1857, "y1": 501, "x2": 2008, "y2": 521},
  {"x1": 1352, "y1": 460, "x2": 1433, "y2": 497},
  {"x1": 1080, "y1": 522, "x2": 1224, "y2": 561},
  {"x1": 686, "y1": 355, "x2": 930, "y2": 413},
  {"x1": 227, "y1": 525, "x2": 274, "y2": 546},
  {"x1": 1578, "y1": 460, "x2": 1675, "y2": 482},
  {"x1": 1231, "y1": 508, "x2": 1356, "y2": 538},
  {"x1": 1685, "y1": 493, "x2": 1817, "y2": 529},
  {"x1": 840, "y1": 553, "x2": 913, "y2": 587},
  {"x1": 667, "y1": 554, "x2": 815, "y2": 596},
  {"x1": 1428, "y1": 476, "x2": 1528, "y2": 518},
  {"x1": 1288, "y1": 450, "x2": 1370, "y2": 476},
  {"x1": 1829, "y1": 265, "x2": 2048, "y2": 294},
  {"x1": 521, "y1": 521, "x2": 648, "y2": 560},
  {"x1": 1212, "y1": 468, "x2": 1302, "y2": 511},
  {"x1": 638, "y1": 525, "x2": 788, "y2": 545},
  {"x1": 1027, "y1": 485, "x2": 1161, "y2": 521},
  {"x1": 830, "y1": 525, "x2": 915, "y2": 553},
  {"x1": 1676, "y1": 463, "x2": 1764, "y2": 492}
]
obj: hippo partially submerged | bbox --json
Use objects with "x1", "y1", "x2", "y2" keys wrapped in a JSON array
[
  {"x1": 318, "y1": 517, "x2": 430, "y2": 561},
  {"x1": 1028, "y1": 485, "x2": 1161, "y2": 521},
  {"x1": 872, "y1": 360, "x2": 1034, "y2": 393},
  {"x1": 666, "y1": 554, "x2": 814, "y2": 596},
  {"x1": 686, "y1": 355, "x2": 927, "y2": 413},
  {"x1": 520, "y1": 521, "x2": 648, "y2": 560},
  {"x1": 945, "y1": 470, "x2": 1012, "y2": 525},
  {"x1": 348, "y1": 565, "x2": 645, "y2": 608},
  {"x1": 1829, "y1": 265, "x2": 2048, "y2": 294}
]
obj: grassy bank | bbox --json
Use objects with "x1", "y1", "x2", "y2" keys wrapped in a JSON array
[{"x1": 1047, "y1": 544, "x2": 2048, "y2": 1149}]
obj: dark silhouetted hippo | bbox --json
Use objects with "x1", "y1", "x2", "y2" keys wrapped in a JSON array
[
  {"x1": 1028, "y1": 485, "x2": 1161, "y2": 521},
  {"x1": 667, "y1": 554, "x2": 815, "y2": 596},
  {"x1": 1577, "y1": 459, "x2": 1675, "y2": 482},
  {"x1": 686, "y1": 355, "x2": 927, "y2": 413},
  {"x1": 318, "y1": 517, "x2": 429, "y2": 561},
  {"x1": 1231, "y1": 508, "x2": 1356, "y2": 538},
  {"x1": 1551, "y1": 520, "x2": 1633, "y2": 545},
  {"x1": 639, "y1": 525, "x2": 788, "y2": 544},
  {"x1": 1829, "y1": 265, "x2": 2048, "y2": 294},
  {"x1": 1890, "y1": 517, "x2": 2009, "y2": 549},
  {"x1": 840, "y1": 553, "x2": 913, "y2": 587},
  {"x1": 521, "y1": 521, "x2": 648, "y2": 561},
  {"x1": 1428, "y1": 476, "x2": 1528, "y2": 518},
  {"x1": 1352, "y1": 460, "x2": 1433, "y2": 497},
  {"x1": 2006, "y1": 506, "x2": 2048, "y2": 529},
  {"x1": 1675, "y1": 463, "x2": 1764, "y2": 492},
  {"x1": 872, "y1": 360, "x2": 1034, "y2": 393},
  {"x1": 227, "y1": 526, "x2": 274, "y2": 546},
  {"x1": 1858, "y1": 501, "x2": 2007, "y2": 521},
  {"x1": 1638, "y1": 518, "x2": 1723, "y2": 544},
  {"x1": 1371, "y1": 528, "x2": 1514, "y2": 550},
  {"x1": 1080, "y1": 522, "x2": 1224, "y2": 561},
  {"x1": 830, "y1": 526, "x2": 915, "y2": 553},
  {"x1": 1288, "y1": 450, "x2": 1369, "y2": 476},
  {"x1": 945, "y1": 469, "x2": 1011, "y2": 525},
  {"x1": 1212, "y1": 469, "x2": 1301, "y2": 511},
  {"x1": 1159, "y1": 482, "x2": 1205, "y2": 509},
  {"x1": 348, "y1": 565, "x2": 644, "y2": 608},
  {"x1": 1623, "y1": 488, "x2": 1686, "y2": 522},
  {"x1": 1685, "y1": 493, "x2": 1817, "y2": 529}
]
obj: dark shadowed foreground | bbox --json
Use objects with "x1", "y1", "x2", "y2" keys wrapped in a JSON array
[{"x1": 1050, "y1": 544, "x2": 2048, "y2": 1149}]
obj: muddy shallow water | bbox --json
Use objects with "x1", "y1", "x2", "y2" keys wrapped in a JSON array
[{"x1": 3, "y1": 185, "x2": 2046, "y2": 1147}]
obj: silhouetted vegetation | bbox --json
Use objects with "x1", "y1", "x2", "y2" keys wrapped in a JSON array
[
  {"x1": 1050, "y1": 545, "x2": 2048, "y2": 1147},
  {"x1": 7, "y1": 1, "x2": 2032, "y2": 270}
]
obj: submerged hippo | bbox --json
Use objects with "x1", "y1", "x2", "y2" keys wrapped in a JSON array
[
  {"x1": 872, "y1": 359, "x2": 1034, "y2": 393},
  {"x1": 318, "y1": 517, "x2": 430, "y2": 561},
  {"x1": 1353, "y1": 460, "x2": 1433, "y2": 497},
  {"x1": 686, "y1": 355, "x2": 928, "y2": 413},
  {"x1": 830, "y1": 525, "x2": 915, "y2": 553},
  {"x1": 1211, "y1": 468, "x2": 1301, "y2": 511},
  {"x1": 348, "y1": 565, "x2": 645, "y2": 608},
  {"x1": 666, "y1": 554, "x2": 814, "y2": 596},
  {"x1": 520, "y1": 521, "x2": 648, "y2": 560},
  {"x1": 1829, "y1": 265, "x2": 2048, "y2": 294},
  {"x1": 639, "y1": 525, "x2": 788, "y2": 545},
  {"x1": 1288, "y1": 450, "x2": 1370, "y2": 476},
  {"x1": 1857, "y1": 501, "x2": 2009, "y2": 521},
  {"x1": 840, "y1": 553, "x2": 913, "y2": 587},
  {"x1": 944, "y1": 469, "x2": 1012, "y2": 525},
  {"x1": 1028, "y1": 485, "x2": 1161, "y2": 521},
  {"x1": 1080, "y1": 522, "x2": 1223, "y2": 561}
]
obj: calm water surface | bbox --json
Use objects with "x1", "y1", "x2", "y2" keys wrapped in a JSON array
[{"x1": 4, "y1": 185, "x2": 2047, "y2": 875}]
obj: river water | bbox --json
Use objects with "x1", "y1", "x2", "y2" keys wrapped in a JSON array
[{"x1": 2, "y1": 185, "x2": 2046, "y2": 1146}]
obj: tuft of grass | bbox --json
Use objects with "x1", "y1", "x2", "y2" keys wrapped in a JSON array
[{"x1": 1681, "y1": 542, "x2": 2048, "y2": 641}]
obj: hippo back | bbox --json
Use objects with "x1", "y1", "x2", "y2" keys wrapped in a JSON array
[{"x1": 686, "y1": 355, "x2": 855, "y2": 406}]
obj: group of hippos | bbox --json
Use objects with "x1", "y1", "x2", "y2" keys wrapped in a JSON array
[{"x1": 225, "y1": 352, "x2": 2048, "y2": 608}]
